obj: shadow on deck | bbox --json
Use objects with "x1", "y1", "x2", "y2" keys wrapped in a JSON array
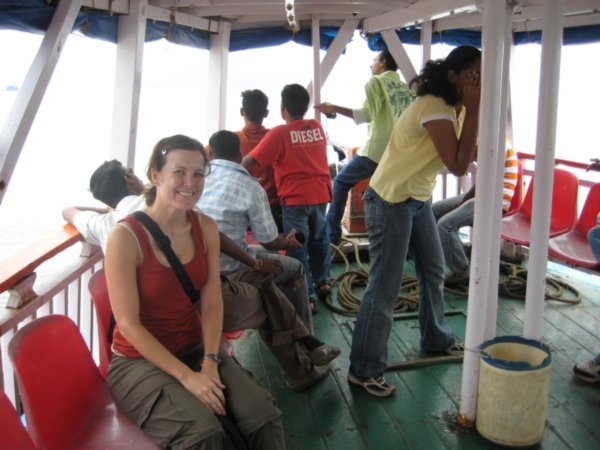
[{"x1": 232, "y1": 259, "x2": 600, "y2": 450}]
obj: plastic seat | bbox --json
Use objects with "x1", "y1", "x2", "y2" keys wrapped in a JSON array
[
  {"x1": 8, "y1": 315, "x2": 158, "y2": 450},
  {"x1": 89, "y1": 269, "x2": 242, "y2": 371},
  {"x1": 0, "y1": 390, "x2": 37, "y2": 450},
  {"x1": 548, "y1": 183, "x2": 600, "y2": 268},
  {"x1": 89, "y1": 269, "x2": 113, "y2": 378},
  {"x1": 501, "y1": 168, "x2": 579, "y2": 245}
]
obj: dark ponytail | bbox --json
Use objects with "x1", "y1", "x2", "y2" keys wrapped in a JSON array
[{"x1": 411, "y1": 45, "x2": 481, "y2": 105}]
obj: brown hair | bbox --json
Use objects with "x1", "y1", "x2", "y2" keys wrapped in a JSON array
[{"x1": 144, "y1": 134, "x2": 208, "y2": 205}]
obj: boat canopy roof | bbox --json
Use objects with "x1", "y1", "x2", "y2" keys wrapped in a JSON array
[{"x1": 1, "y1": 0, "x2": 600, "y2": 50}]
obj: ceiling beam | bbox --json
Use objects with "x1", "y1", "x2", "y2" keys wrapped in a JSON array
[{"x1": 363, "y1": 0, "x2": 476, "y2": 33}]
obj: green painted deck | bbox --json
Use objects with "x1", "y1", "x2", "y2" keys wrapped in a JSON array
[{"x1": 232, "y1": 258, "x2": 600, "y2": 450}]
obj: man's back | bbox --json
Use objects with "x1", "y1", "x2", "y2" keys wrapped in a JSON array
[{"x1": 249, "y1": 119, "x2": 331, "y2": 207}]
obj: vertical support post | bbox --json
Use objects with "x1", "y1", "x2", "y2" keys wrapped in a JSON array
[
  {"x1": 312, "y1": 16, "x2": 321, "y2": 120},
  {"x1": 207, "y1": 21, "x2": 231, "y2": 132},
  {"x1": 484, "y1": 6, "x2": 514, "y2": 340},
  {"x1": 109, "y1": 0, "x2": 147, "y2": 167},
  {"x1": 420, "y1": 20, "x2": 432, "y2": 69},
  {"x1": 458, "y1": 0, "x2": 508, "y2": 428},
  {"x1": 523, "y1": 0, "x2": 565, "y2": 340},
  {"x1": 0, "y1": 0, "x2": 82, "y2": 205}
]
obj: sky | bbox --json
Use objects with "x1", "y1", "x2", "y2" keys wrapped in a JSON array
[{"x1": 1, "y1": 29, "x2": 599, "y2": 260}]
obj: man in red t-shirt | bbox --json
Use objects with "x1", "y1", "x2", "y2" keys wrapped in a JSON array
[
  {"x1": 235, "y1": 89, "x2": 282, "y2": 231},
  {"x1": 242, "y1": 84, "x2": 333, "y2": 302}
]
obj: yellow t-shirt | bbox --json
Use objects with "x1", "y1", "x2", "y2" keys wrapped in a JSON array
[{"x1": 370, "y1": 95, "x2": 464, "y2": 203}]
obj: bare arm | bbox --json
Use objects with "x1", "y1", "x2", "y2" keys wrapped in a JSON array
[
  {"x1": 314, "y1": 102, "x2": 354, "y2": 119},
  {"x1": 105, "y1": 222, "x2": 226, "y2": 415},
  {"x1": 241, "y1": 154, "x2": 259, "y2": 173},
  {"x1": 424, "y1": 70, "x2": 480, "y2": 176},
  {"x1": 219, "y1": 231, "x2": 282, "y2": 274},
  {"x1": 260, "y1": 229, "x2": 302, "y2": 252},
  {"x1": 197, "y1": 214, "x2": 225, "y2": 384},
  {"x1": 62, "y1": 206, "x2": 109, "y2": 224}
]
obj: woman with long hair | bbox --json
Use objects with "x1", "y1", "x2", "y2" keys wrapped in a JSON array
[{"x1": 348, "y1": 46, "x2": 482, "y2": 398}]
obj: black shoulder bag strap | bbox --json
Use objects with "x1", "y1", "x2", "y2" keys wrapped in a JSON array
[
  {"x1": 107, "y1": 211, "x2": 200, "y2": 343},
  {"x1": 110, "y1": 212, "x2": 248, "y2": 450},
  {"x1": 133, "y1": 211, "x2": 201, "y2": 304},
  {"x1": 134, "y1": 211, "x2": 247, "y2": 450}
]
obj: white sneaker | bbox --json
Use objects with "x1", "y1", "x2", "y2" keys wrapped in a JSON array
[{"x1": 572, "y1": 358, "x2": 600, "y2": 383}]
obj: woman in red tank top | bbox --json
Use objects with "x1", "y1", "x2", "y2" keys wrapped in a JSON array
[{"x1": 105, "y1": 135, "x2": 285, "y2": 449}]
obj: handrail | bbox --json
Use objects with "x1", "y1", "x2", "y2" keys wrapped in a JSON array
[
  {"x1": 517, "y1": 151, "x2": 592, "y2": 171},
  {"x1": 0, "y1": 224, "x2": 81, "y2": 293}
]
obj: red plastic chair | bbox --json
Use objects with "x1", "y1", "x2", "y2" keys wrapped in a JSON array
[
  {"x1": 548, "y1": 183, "x2": 600, "y2": 268},
  {"x1": 89, "y1": 269, "x2": 113, "y2": 379},
  {"x1": 8, "y1": 315, "x2": 158, "y2": 450},
  {"x1": 0, "y1": 390, "x2": 36, "y2": 450},
  {"x1": 89, "y1": 269, "x2": 242, "y2": 372},
  {"x1": 501, "y1": 168, "x2": 579, "y2": 245}
]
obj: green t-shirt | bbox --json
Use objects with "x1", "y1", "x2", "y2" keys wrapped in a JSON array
[
  {"x1": 370, "y1": 95, "x2": 464, "y2": 203},
  {"x1": 357, "y1": 70, "x2": 413, "y2": 163}
]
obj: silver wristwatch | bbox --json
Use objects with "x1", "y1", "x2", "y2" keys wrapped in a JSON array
[{"x1": 202, "y1": 353, "x2": 222, "y2": 365}]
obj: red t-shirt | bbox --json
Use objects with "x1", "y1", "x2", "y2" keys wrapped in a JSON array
[
  {"x1": 249, "y1": 119, "x2": 332, "y2": 206},
  {"x1": 112, "y1": 211, "x2": 207, "y2": 357},
  {"x1": 236, "y1": 124, "x2": 279, "y2": 206}
]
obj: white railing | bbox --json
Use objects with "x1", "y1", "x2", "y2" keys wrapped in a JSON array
[{"x1": 0, "y1": 243, "x2": 103, "y2": 406}]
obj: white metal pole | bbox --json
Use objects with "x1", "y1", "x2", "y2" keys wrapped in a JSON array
[
  {"x1": 523, "y1": 0, "x2": 565, "y2": 340},
  {"x1": 420, "y1": 20, "x2": 432, "y2": 70},
  {"x1": 207, "y1": 21, "x2": 231, "y2": 133},
  {"x1": 0, "y1": 0, "x2": 82, "y2": 205},
  {"x1": 110, "y1": 0, "x2": 147, "y2": 167},
  {"x1": 484, "y1": 6, "x2": 514, "y2": 340},
  {"x1": 458, "y1": 0, "x2": 508, "y2": 428},
  {"x1": 312, "y1": 16, "x2": 321, "y2": 120}
]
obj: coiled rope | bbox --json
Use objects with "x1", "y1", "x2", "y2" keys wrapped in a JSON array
[{"x1": 325, "y1": 238, "x2": 582, "y2": 316}]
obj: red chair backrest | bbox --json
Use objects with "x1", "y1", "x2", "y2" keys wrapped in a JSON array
[
  {"x1": 550, "y1": 168, "x2": 579, "y2": 233},
  {"x1": 519, "y1": 168, "x2": 578, "y2": 233},
  {"x1": 89, "y1": 269, "x2": 113, "y2": 378},
  {"x1": 8, "y1": 315, "x2": 113, "y2": 450},
  {"x1": 577, "y1": 182, "x2": 600, "y2": 235},
  {"x1": 0, "y1": 390, "x2": 36, "y2": 450}
]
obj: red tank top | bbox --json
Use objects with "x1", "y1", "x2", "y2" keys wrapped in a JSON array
[{"x1": 112, "y1": 210, "x2": 207, "y2": 357}]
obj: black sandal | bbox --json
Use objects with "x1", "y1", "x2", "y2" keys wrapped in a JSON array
[
  {"x1": 309, "y1": 297, "x2": 318, "y2": 315},
  {"x1": 315, "y1": 280, "x2": 332, "y2": 296}
]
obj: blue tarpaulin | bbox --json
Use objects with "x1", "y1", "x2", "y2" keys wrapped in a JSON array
[{"x1": 1, "y1": 0, "x2": 600, "y2": 51}]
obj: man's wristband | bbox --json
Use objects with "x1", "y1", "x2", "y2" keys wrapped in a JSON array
[{"x1": 253, "y1": 259, "x2": 264, "y2": 271}]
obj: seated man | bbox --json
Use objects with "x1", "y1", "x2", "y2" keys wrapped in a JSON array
[
  {"x1": 64, "y1": 160, "x2": 341, "y2": 391},
  {"x1": 200, "y1": 130, "x2": 313, "y2": 326},
  {"x1": 432, "y1": 144, "x2": 519, "y2": 285}
]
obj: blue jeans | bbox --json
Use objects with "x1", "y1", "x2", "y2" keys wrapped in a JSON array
[
  {"x1": 349, "y1": 188, "x2": 455, "y2": 378},
  {"x1": 282, "y1": 204, "x2": 331, "y2": 299},
  {"x1": 588, "y1": 225, "x2": 600, "y2": 262},
  {"x1": 327, "y1": 155, "x2": 378, "y2": 244},
  {"x1": 248, "y1": 246, "x2": 312, "y2": 329},
  {"x1": 432, "y1": 194, "x2": 474, "y2": 275}
]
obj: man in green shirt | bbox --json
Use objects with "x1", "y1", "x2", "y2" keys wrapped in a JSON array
[{"x1": 315, "y1": 49, "x2": 413, "y2": 245}]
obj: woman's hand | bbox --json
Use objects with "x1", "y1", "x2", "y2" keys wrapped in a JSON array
[
  {"x1": 460, "y1": 69, "x2": 481, "y2": 113},
  {"x1": 180, "y1": 367, "x2": 226, "y2": 415}
]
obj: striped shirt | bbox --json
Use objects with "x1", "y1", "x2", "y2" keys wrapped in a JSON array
[{"x1": 503, "y1": 144, "x2": 519, "y2": 211}]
